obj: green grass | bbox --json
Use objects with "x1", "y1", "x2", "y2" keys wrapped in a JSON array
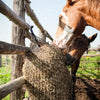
[
  {"x1": 0, "y1": 65, "x2": 11, "y2": 100},
  {"x1": 77, "y1": 55, "x2": 100, "y2": 79},
  {"x1": 0, "y1": 66, "x2": 11, "y2": 85},
  {"x1": 2, "y1": 95, "x2": 10, "y2": 100},
  {"x1": 1, "y1": 92, "x2": 28, "y2": 100}
]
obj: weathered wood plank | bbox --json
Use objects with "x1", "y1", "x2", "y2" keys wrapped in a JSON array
[
  {"x1": 0, "y1": 76, "x2": 26, "y2": 99},
  {"x1": 11, "y1": 0, "x2": 26, "y2": 99},
  {"x1": 0, "y1": 0, "x2": 53, "y2": 41},
  {"x1": 0, "y1": 41, "x2": 30, "y2": 55},
  {"x1": 88, "y1": 48, "x2": 100, "y2": 51},
  {"x1": 82, "y1": 54, "x2": 100, "y2": 57},
  {"x1": 0, "y1": 0, "x2": 30, "y2": 29},
  {"x1": 24, "y1": 0, "x2": 53, "y2": 41}
]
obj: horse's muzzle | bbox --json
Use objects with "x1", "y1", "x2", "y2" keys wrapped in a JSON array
[{"x1": 65, "y1": 54, "x2": 76, "y2": 65}]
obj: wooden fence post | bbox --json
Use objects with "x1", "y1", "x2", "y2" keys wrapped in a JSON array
[
  {"x1": 10, "y1": 0, "x2": 25, "y2": 100},
  {"x1": 6, "y1": 55, "x2": 9, "y2": 65}
]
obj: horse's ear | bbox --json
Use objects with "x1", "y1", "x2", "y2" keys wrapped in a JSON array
[
  {"x1": 66, "y1": 0, "x2": 72, "y2": 6},
  {"x1": 88, "y1": 33, "x2": 97, "y2": 42}
]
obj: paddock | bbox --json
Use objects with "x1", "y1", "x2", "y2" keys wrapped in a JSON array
[{"x1": 0, "y1": 0, "x2": 100, "y2": 100}]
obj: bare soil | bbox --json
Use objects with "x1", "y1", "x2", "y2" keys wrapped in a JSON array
[{"x1": 75, "y1": 77, "x2": 100, "y2": 100}]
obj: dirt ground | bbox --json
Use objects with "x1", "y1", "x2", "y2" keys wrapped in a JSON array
[{"x1": 75, "y1": 77, "x2": 100, "y2": 100}]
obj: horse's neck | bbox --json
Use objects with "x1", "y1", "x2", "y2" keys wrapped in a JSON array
[
  {"x1": 85, "y1": 15, "x2": 100, "y2": 30},
  {"x1": 79, "y1": 0, "x2": 100, "y2": 30}
]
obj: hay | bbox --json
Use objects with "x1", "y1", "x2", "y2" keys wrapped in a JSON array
[{"x1": 23, "y1": 44, "x2": 72, "y2": 100}]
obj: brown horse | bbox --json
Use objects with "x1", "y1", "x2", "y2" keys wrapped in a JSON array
[
  {"x1": 65, "y1": 33, "x2": 97, "y2": 100},
  {"x1": 53, "y1": 0, "x2": 100, "y2": 49},
  {"x1": 65, "y1": 33, "x2": 97, "y2": 75}
]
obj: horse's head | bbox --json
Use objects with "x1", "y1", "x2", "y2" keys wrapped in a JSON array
[
  {"x1": 53, "y1": 0, "x2": 87, "y2": 48},
  {"x1": 64, "y1": 33, "x2": 97, "y2": 65}
]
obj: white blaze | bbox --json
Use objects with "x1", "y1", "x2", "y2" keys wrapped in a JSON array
[{"x1": 54, "y1": 12, "x2": 74, "y2": 49}]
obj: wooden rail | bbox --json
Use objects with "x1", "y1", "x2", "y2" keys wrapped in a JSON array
[
  {"x1": 0, "y1": 76, "x2": 25, "y2": 99},
  {"x1": 80, "y1": 61, "x2": 100, "y2": 63},
  {"x1": 78, "y1": 67, "x2": 100, "y2": 70},
  {"x1": 77, "y1": 53, "x2": 100, "y2": 77},
  {"x1": 88, "y1": 48, "x2": 100, "y2": 51},
  {"x1": 0, "y1": 0, "x2": 53, "y2": 41},
  {"x1": 82, "y1": 54, "x2": 100, "y2": 57}
]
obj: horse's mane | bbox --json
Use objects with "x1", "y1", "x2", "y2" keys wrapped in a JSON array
[{"x1": 87, "y1": 0, "x2": 100, "y2": 19}]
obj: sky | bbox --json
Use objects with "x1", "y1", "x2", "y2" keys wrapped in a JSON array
[{"x1": 0, "y1": 0, "x2": 100, "y2": 48}]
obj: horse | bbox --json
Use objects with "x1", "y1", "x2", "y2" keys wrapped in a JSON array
[
  {"x1": 64, "y1": 33, "x2": 97, "y2": 76},
  {"x1": 53, "y1": 0, "x2": 100, "y2": 49},
  {"x1": 65, "y1": 33, "x2": 97, "y2": 100}
]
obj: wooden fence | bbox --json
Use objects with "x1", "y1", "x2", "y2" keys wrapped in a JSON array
[
  {"x1": 76, "y1": 49, "x2": 100, "y2": 78},
  {"x1": 0, "y1": 50, "x2": 100, "y2": 78},
  {"x1": 0, "y1": 55, "x2": 11, "y2": 67},
  {"x1": 0, "y1": 50, "x2": 100, "y2": 66}
]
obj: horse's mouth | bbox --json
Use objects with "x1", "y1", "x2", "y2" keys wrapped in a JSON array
[
  {"x1": 53, "y1": 40, "x2": 67, "y2": 49},
  {"x1": 65, "y1": 54, "x2": 76, "y2": 65}
]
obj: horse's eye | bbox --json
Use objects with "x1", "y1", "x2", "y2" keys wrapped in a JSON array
[{"x1": 78, "y1": 40, "x2": 85, "y2": 46}]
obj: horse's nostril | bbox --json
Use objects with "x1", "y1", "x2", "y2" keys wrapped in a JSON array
[
  {"x1": 71, "y1": 57, "x2": 76, "y2": 63},
  {"x1": 65, "y1": 54, "x2": 76, "y2": 65}
]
